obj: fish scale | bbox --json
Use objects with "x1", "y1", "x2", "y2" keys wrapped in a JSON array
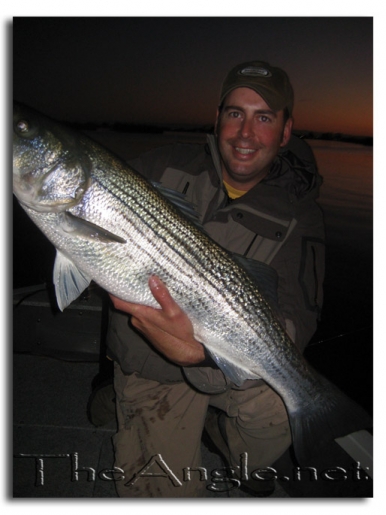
[{"x1": 13, "y1": 102, "x2": 372, "y2": 464}]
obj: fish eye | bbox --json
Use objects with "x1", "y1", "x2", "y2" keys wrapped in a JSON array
[
  {"x1": 14, "y1": 117, "x2": 39, "y2": 139},
  {"x1": 15, "y1": 119, "x2": 30, "y2": 134},
  {"x1": 16, "y1": 120, "x2": 29, "y2": 132}
]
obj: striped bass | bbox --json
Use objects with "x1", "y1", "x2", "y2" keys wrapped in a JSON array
[{"x1": 13, "y1": 103, "x2": 371, "y2": 464}]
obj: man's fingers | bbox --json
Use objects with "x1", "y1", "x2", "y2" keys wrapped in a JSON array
[
  {"x1": 109, "y1": 276, "x2": 176, "y2": 317},
  {"x1": 109, "y1": 279, "x2": 205, "y2": 366},
  {"x1": 109, "y1": 294, "x2": 137, "y2": 315},
  {"x1": 148, "y1": 276, "x2": 176, "y2": 313}
]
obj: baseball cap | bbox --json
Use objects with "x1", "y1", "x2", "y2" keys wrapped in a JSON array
[{"x1": 220, "y1": 61, "x2": 294, "y2": 116}]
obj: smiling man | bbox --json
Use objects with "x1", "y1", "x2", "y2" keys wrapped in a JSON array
[
  {"x1": 216, "y1": 87, "x2": 292, "y2": 190},
  {"x1": 97, "y1": 61, "x2": 325, "y2": 497}
]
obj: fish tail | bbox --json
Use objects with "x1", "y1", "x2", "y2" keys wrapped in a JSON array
[{"x1": 289, "y1": 373, "x2": 372, "y2": 465}]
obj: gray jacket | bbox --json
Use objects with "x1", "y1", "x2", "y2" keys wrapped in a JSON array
[{"x1": 106, "y1": 134, "x2": 325, "y2": 393}]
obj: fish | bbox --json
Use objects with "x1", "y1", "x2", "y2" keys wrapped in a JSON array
[{"x1": 13, "y1": 102, "x2": 372, "y2": 464}]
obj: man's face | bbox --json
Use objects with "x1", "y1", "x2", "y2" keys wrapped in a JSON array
[{"x1": 215, "y1": 87, "x2": 293, "y2": 190}]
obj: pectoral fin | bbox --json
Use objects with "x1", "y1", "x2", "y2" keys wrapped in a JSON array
[
  {"x1": 59, "y1": 212, "x2": 126, "y2": 243},
  {"x1": 53, "y1": 250, "x2": 92, "y2": 311}
]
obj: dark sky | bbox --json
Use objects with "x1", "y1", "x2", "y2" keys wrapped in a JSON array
[{"x1": 13, "y1": 17, "x2": 373, "y2": 136}]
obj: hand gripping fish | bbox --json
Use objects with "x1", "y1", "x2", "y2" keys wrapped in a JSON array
[{"x1": 13, "y1": 103, "x2": 372, "y2": 464}]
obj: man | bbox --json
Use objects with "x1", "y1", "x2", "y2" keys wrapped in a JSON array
[{"x1": 105, "y1": 61, "x2": 325, "y2": 497}]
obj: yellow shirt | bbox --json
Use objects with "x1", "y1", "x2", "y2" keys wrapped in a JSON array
[{"x1": 223, "y1": 181, "x2": 247, "y2": 200}]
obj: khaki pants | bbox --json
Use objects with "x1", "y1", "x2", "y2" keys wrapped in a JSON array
[{"x1": 112, "y1": 362, "x2": 291, "y2": 498}]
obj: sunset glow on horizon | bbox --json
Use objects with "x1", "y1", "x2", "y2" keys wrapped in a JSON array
[{"x1": 13, "y1": 17, "x2": 373, "y2": 138}]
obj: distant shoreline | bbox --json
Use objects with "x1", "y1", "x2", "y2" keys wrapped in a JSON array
[{"x1": 69, "y1": 122, "x2": 373, "y2": 147}]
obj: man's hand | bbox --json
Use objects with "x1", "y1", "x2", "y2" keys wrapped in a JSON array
[{"x1": 109, "y1": 276, "x2": 206, "y2": 366}]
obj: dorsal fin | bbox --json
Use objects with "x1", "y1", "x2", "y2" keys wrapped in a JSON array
[
  {"x1": 232, "y1": 254, "x2": 279, "y2": 309},
  {"x1": 152, "y1": 181, "x2": 202, "y2": 227}
]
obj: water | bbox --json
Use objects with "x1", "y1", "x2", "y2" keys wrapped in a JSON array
[
  {"x1": 309, "y1": 141, "x2": 373, "y2": 334},
  {"x1": 12, "y1": 134, "x2": 373, "y2": 414},
  {"x1": 304, "y1": 141, "x2": 373, "y2": 414},
  {"x1": 313, "y1": 140, "x2": 372, "y2": 246}
]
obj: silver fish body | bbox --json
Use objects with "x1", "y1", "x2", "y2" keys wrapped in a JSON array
[{"x1": 13, "y1": 103, "x2": 371, "y2": 463}]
